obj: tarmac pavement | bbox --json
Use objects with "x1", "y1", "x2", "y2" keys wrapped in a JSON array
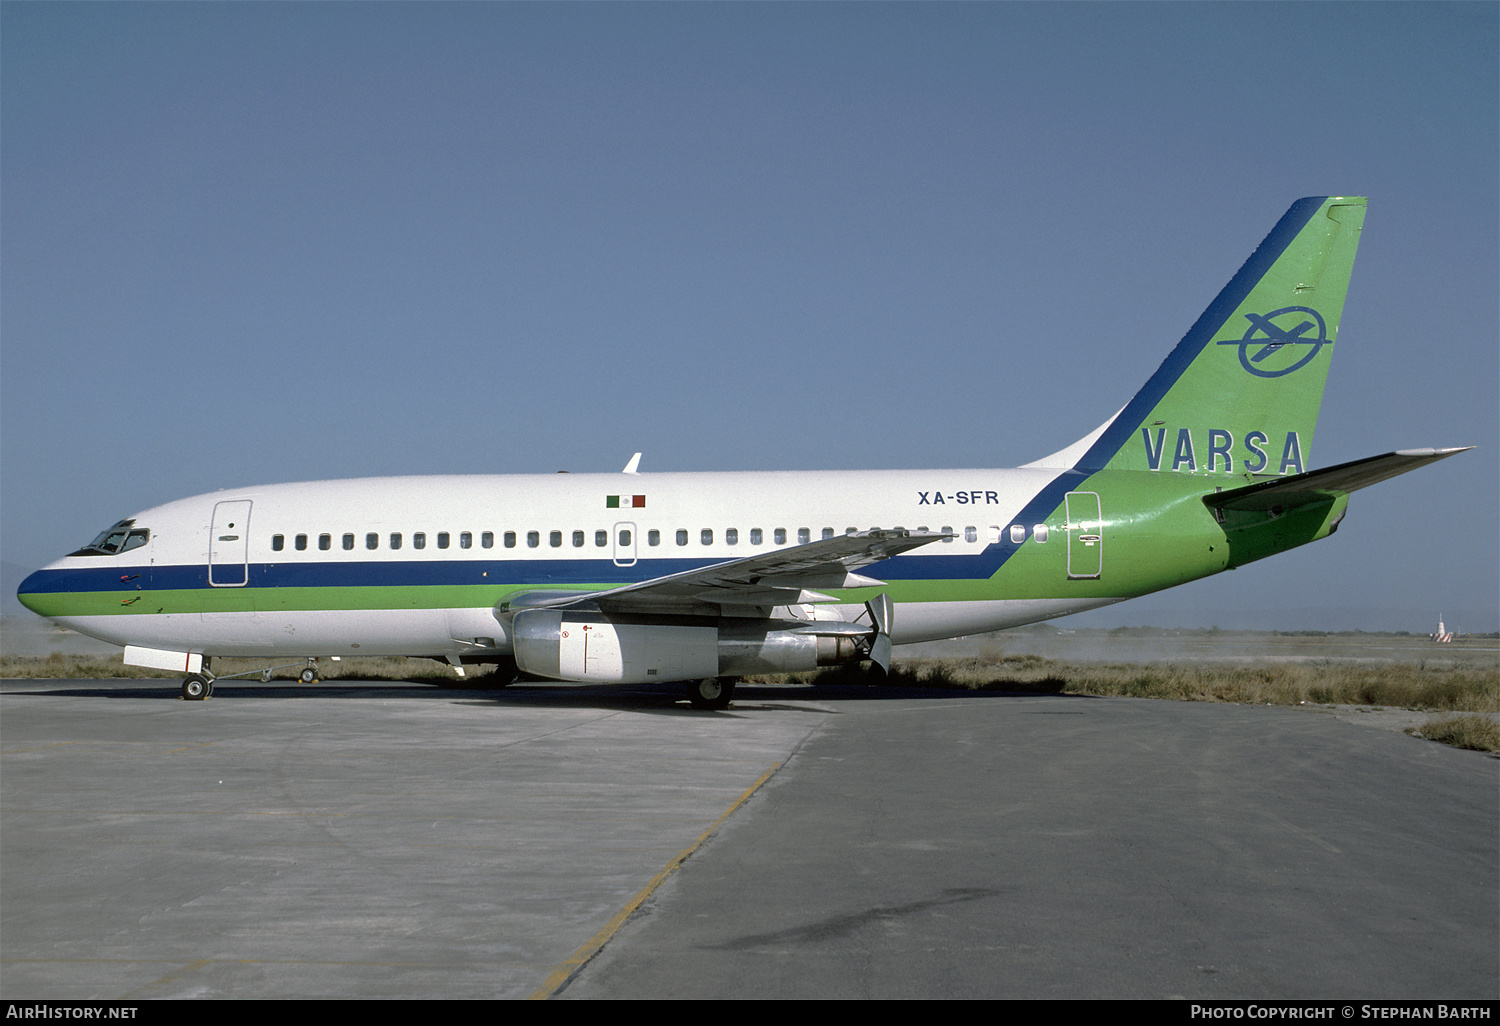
[{"x1": 1, "y1": 678, "x2": 1494, "y2": 999}]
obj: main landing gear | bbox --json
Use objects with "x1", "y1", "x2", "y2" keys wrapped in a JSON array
[
  {"x1": 685, "y1": 677, "x2": 736, "y2": 711},
  {"x1": 182, "y1": 673, "x2": 213, "y2": 700}
]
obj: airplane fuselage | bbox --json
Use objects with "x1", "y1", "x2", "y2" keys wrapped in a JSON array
[{"x1": 17, "y1": 464, "x2": 1342, "y2": 660}]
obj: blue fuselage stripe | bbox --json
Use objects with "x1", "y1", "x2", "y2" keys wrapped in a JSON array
[{"x1": 22, "y1": 551, "x2": 1008, "y2": 594}]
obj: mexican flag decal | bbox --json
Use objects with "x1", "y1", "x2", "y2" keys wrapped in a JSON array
[{"x1": 606, "y1": 495, "x2": 646, "y2": 508}]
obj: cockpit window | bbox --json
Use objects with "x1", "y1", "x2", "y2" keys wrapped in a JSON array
[{"x1": 70, "y1": 520, "x2": 150, "y2": 557}]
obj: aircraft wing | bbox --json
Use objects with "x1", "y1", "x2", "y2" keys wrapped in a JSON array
[
  {"x1": 504, "y1": 529, "x2": 948, "y2": 613},
  {"x1": 1203, "y1": 447, "x2": 1472, "y2": 514}
]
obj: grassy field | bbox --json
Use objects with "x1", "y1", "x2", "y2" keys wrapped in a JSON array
[
  {"x1": 5, "y1": 647, "x2": 1496, "y2": 709},
  {"x1": 763, "y1": 651, "x2": 1499, "y2": 710}
]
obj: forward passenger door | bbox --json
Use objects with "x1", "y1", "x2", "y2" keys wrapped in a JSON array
[{"x1": 209, "y1": 500, "x2": 252, "y2": 586}]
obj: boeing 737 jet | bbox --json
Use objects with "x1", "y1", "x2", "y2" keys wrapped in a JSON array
[{"x1": 17, "y1": 197, "x2": 1469, "y2": 707}]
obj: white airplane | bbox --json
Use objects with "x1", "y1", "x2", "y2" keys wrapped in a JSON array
[{"x1": 17, "y1": 197, "x2": 1470, "y2": 707}]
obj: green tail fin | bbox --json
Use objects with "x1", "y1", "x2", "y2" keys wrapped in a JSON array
[{"x1": 1071, "y1": 196, "x2": 1366, "y2": 477}]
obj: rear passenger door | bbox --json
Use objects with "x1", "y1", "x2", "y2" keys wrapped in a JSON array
[{"x1": 1064, "y1": 491, "x2": 1102, "y2": 580}]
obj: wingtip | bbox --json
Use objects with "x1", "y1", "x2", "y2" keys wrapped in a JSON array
[{"x1": 1393, "y1": 446, "x2": 1474, "y2": 458}]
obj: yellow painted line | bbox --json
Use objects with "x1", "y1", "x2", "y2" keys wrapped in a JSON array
[
  {"x1": 127, "y1": 957, "x2": 214, "y2": 997},
  {"x1": 527, "y1": 761, "x2": 782, "y2": 1001}
]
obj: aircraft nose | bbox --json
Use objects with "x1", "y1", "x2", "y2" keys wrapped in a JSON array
[{"x1": 17, "y1": 568, "x2": 51, "y2": 615}]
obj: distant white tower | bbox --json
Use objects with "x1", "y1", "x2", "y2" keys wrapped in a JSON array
[{"x1": 1432, "y1": 616, "x2": 1454, "y2": 643}]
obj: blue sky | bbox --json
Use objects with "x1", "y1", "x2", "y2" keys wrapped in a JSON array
[{"x1": 3, "y1": 2, "x2": 1496, "y2": 631}]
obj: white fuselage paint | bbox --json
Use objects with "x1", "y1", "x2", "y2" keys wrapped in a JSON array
[{"x1": 32, "y1": 467, "x2": 1116, "y2": 659}]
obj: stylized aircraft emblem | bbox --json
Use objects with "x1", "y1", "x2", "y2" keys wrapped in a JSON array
[{"x1": 1218, "y1": 306, "x2": 1329, "y2": 377}]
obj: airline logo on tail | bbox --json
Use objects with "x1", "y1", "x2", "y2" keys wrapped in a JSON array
[{"x1": 1218, "y1": 307, "x2": 1330, "y2": 377}]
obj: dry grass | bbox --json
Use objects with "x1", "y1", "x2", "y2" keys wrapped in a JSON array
[
  {"x1": 1408, "y1": 714, "x2": 1500, "y2": 752},
  {"x1": 6, "y1": 650, "x2": 1497, "y2": 716},
  {"x1": 756, "y1": 652, "x2": 1500, "y2": 713}
]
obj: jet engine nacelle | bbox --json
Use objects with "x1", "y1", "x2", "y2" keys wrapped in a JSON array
[{"x1": 510, "y1": 608, "x2": 864, "y2": 684}]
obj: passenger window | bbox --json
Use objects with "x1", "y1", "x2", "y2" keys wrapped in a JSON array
[
  {"x1": 596, "y1": 530, "x2": 608, "y2": 547},
  {"x1": 390, "y1": 533, "x2": 402, "y2": 550},
  {"x1": 527, "y1": 531, "x2": 539, "y2": 548},
  {"x1": 648, "y1": 529, "x2": 660, "y2": 546},
  {"x1": 460, "y1": 532, "x2": 473, "y2": 549},
  {"x1": 846, "y1": 527, "x2": 857, "y2": 536},
  {"x1": 750, "y1": 528, "x2": 763, "y2": 545},
  {"x1": 618, "y1": 529, "x2": 631, "y2": 546},
  {"x1": 965, "y1": 526, "x2": 978, "y2": 543},
  {"x1": 437, "y1": 532, "x2": 450, "y2": 549},
  {"x1": 343, "y1": 534, "x2": 355, "y2": 550},
  {"x1": 822, "y1": 527, "x2": 834, "y2": 540},
  {"x1": 774, "y1": 528, "x2": 786, "y2": 545},
  {"x1": 319, "y1": 534, "x2": 331, "y2": 551},
  {"x1": 701, "y1": 529, "x2": 713, "y2": 545},
  {"x1": 367, "y1": 533, "x2": 379, "y2": 550},
  {"x1": 676, "y1": 529, "x2": 688, "y2": 546},
  {"x1": 726, "y1": 529, "x2": 738, "y2": 545},
  {"x1": 549, "y1": 531, "x2": 561, "y2": 548},
  {"x1": 1033, "y1": 524, "x2": 1049, "y2": 543},
  {"x1": 1010, "y1": 525, "x2": 1027, "y2": 544},
  {"x1": 797, "y1": 528, "x2": 810, "y2": 544},
  {"x1": 504, "y1": 531, "x2": 516, "y2": 548},
  {"x1": 272, "y1": 535, "x2": 285, "y2": 551},
  {"x1": 413, "y1": 533, "x2": 426, "y2": 550},
  {"x1": 572, "y1": 530, "x2": 585, "y2": 547},
  {"x1": 482, "y1": 532, "x2": 494, "y2": 549},
  {"x1": 941, "y1": 526, "x2": 954, "y2": 543}
]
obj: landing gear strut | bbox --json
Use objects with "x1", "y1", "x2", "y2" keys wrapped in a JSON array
[
  {"x1": 686, "y1": 677, "x2": 735, "y2": 710},
  {"x1": 179, "y1": 657, "x2": 324, "y2": 701}
]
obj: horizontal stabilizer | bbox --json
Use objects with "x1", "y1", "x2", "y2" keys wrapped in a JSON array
[{"x1": 1204, "y1": 447, "x2": 1472, "y2": 513}]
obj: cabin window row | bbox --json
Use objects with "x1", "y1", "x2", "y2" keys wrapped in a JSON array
[
  {"x1": 268, "y1": 524, "x2": 997, "y2": 553},
  {"x1": 270, "y1": 531, "x2": 494, "y2": 552}
]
